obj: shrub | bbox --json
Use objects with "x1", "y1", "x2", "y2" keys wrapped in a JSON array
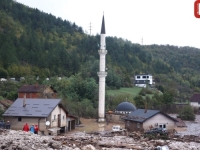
[{"x1": 177, "y1": 105, "x2": 195, "y2": 121}]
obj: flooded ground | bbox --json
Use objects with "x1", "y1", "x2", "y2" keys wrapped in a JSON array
[
  {"x1": 67, "y1": 118, "x2": 125, "y2": 134},
  {"x1": 67, "y1": 115, "x2": 200, "y2": 136}
]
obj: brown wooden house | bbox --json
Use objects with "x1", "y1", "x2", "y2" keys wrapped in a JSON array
[
  {"x1": 0, "y1": 99, "x2": 13, "y2": 111},
  {"x1": 18, "y1": 85, "x2": 57, "y2": 99}
]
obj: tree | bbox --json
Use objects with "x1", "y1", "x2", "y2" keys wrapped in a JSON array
[
  {"x1": 177, "y1": 106, "x2": 195, "y2": 121},
  {"x1": 0, "y1": 68, "x2": 8, "y2": 78}
]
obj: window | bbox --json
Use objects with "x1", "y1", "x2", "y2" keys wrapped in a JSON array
[
  {"x1": 63, "y1": 115, "x2": 65, "y2": 120},
  {"x1": 147, "y1": 76, "x2": 149, "y2": 78},
  {"x1": 54, "y1": 115, "x2": 56, "y2": 120},
  {"x1": 137, "y1": 123, "x2": 140, "y2": 128},
  {"x1": 18, "y1": 117, "x2": 22, "y2": 122},
  {"x1": 137, "y1": 76, "x2": 140, "y2": 79},
  {"x1": 143, "y1": 76, "x2": 146, "y2": 78}
]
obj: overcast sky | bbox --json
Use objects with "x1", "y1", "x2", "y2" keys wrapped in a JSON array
[{"x1": 16, "y1": 0, "x2": 200, "y2": 49}]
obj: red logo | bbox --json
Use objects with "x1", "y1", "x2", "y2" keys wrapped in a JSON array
[{"x1": 194, "y1": 0, "x2": 200, "y2": 18}]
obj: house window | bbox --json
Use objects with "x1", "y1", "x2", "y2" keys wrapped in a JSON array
[
  {"x1": 137, "y1": 76, "x2": 140, "y2": 79},
  {"x1": 143, "y1": 76, "x2": 146, "y2": 78},
  {"x1": 63, "y1": 115, "x2": 65, "y2": 120},
  {"x1": 54, "y1": 115, "x2": 56, "y2": 120},
  {"x1": 147, "y1": 76, "x2": 149, "y2": 78},
  {"x1": 18, "y1": 117, "x2": 22, "y2": 121},
  {"x1": 159, "y1": 124, "x2": 166, "y2": 129},
  {"x1": 137, "y1": 123, "x2": 140, "y2": 128},
  {"x1": 198, "y1": 102, "x2": 200, "y2": 105}
]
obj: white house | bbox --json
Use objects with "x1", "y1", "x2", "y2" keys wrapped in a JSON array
[
  {"x1": 134, "y1": 74, "x2": 154, "y2": 88},
  {"x1": 3, "y1": 98, "x2": 77, "y2": 135},
  {"x1": 190, "y1": 93, "x2": 200, "y2": 108}
]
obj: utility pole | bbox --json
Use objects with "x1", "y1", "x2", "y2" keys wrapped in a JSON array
[{"x1": 89, "y1": 22, "x2": 92, "y2": 35}]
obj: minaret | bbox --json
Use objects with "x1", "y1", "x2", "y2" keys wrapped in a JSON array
[{"x1": 97, "y1": 15, "x2": 107, "y2": 122}]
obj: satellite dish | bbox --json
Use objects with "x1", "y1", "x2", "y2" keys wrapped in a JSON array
[{"x1": 45, "y1": 121, "x2": 50, "y2": 126}]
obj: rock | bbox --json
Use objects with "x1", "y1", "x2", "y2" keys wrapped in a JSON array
[{"x1": 82, "y1": 144, "x2": 96, "y2": 150}]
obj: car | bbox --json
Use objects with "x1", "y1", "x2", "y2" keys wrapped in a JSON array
[
  {"x1": 112, "y1": 125, "x2": 126, "y2": 132},
  {"x1": 144, "y1": 128, "x2": 168, "y2": 135}
]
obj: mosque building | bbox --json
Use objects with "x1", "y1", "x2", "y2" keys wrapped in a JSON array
[{"x1": 106, "y1": 101, "x2": 137, "y2": 123}]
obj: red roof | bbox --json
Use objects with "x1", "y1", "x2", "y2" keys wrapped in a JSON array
[{"x1": 190, "y1": 93, "x2": 200, "y2": 102}]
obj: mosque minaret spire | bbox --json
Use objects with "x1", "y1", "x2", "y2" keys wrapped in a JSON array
[{"x1": 97, "y1": 14, "x2": 107, "y2": 122}]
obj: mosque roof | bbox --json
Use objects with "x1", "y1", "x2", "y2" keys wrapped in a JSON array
[{"x1": 116, "y1": 102, "x2": 136, "y2": 112}]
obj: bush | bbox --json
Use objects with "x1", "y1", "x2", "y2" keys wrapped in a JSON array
[{"x1": 177, "y1": 106, "x2": 195, "y2": 121}]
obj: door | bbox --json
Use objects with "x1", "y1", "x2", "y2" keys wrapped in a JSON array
[{"x1": 58, "y1": 114, "x2": 61, "y2": 127}]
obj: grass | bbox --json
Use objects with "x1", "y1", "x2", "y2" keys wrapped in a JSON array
[{"x1": 106, "y1": 87, "x2": 142, "y2": 97}]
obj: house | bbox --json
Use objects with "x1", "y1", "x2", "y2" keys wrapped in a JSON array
[
  {"x1": 124, "y1": 109, "x2": 177, "y2": 132},
  {"x1": 18, "y1": 85, "x2": 57, "y2": 99},
  {"x1": 134, "y1": 74, "x2": 154, "y2": 88},
  {"x1": 2, "y1": 98, "x2": 76, "y2": 135},
  {"x1": 0, "y1": 99, "x2": 13, "y2": 111},
  {"x1": 190, "y1": 93, "x2": 200, "y2": 108}
]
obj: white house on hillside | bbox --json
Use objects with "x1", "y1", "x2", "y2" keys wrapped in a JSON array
[
  {"x1": 190, "y1": 93, "x2": 200, "y2": 108},
  {"x1": 134, "y1": 74, "x2": 154, "y2": 88}
]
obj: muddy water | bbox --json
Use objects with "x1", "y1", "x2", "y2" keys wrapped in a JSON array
[{"x1": 67, "y1": 118, "x2": 125, "y2": 134}]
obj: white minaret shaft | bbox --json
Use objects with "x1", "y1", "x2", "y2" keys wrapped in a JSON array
[{"x1": 98, "y1": 15, "x2": 107, "y2": 122}]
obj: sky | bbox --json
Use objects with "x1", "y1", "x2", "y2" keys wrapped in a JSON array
[{"x1": 16, "y1": 0, "x2": 200, "y2": 49}]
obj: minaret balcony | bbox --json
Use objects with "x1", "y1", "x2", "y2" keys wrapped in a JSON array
[
  {"x1": 97, "y1": 71, "x2": 107, "y2": 77},
  {"x1": 98, "y1": 49, "x2": 107, "y2": 55}
]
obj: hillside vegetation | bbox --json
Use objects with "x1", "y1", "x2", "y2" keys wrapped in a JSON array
[{"x1": 0, "y1": 0, "x2": 200, "y2": 117}]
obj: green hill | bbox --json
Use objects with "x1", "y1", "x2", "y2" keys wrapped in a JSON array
[
  {"x1": 0, "y1": 0, "x2": 200, "y2": 110},
  {"x1": 107, "y1": 87, "x2": 142, "y2": 97}
]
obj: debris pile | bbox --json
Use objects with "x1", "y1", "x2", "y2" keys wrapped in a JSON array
[{"x1": 1, "y1": 129, "x2": 200, "y2": 149}]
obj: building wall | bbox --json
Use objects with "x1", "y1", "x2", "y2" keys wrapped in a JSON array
[
  {"x1": 3, "y1": 117, "x2": 46, "y2": 133},
  {"x1": 106, "y1": 113, "x2": 125, "y2": 123},
  {"x1": 44, "y1": 87, "x2": 57, "y2": 98},
  {"x1": 135, "y1": 84, "x2": 147, "y2": 88},
  {"x1": 49, "y1": 105, "x2": 67, "y2": 127},
  {"x1": 134, "y1": 74, "x2": 154, "y2": 88},
  {"x1": 125, "y1": 121, "x2": 144, "y2": 132},
  {"x1": 18, "y1": 87, "x2": 56, "y2": 98},
  {"x1": 18, "y1": 92, "x2": 41, "y2": 98},
  {"x1": 143, "y1": 113, "x2": 176, "y2": 132},
  {"x1": 135, "y1": 74, "x2": 153, "y2": 84},
  {"x1": 3, "y1": 106, "x2": 70, "y2": 135},
  {"x1": 125, "y1": 113, "x2": 176, "y2": 132},
  {"x1": 190, "y1": 102, "x2": 200, "y2": 107}
]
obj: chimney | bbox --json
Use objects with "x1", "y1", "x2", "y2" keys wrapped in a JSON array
[{"x1": 23, "y1": 94, "x2": 26, "y2": 107}]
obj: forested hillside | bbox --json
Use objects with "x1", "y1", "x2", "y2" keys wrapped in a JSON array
[{"x1": 0, "y1": 0, "x2": 200, "y2": 117}]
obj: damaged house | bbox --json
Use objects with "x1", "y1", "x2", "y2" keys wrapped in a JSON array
[
  {"x1": 2, "y1": 98, "x2": 76, "y2": 135},
  {"x1": 124, "y1": 109, "x2": 177, "y2": 132}
]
